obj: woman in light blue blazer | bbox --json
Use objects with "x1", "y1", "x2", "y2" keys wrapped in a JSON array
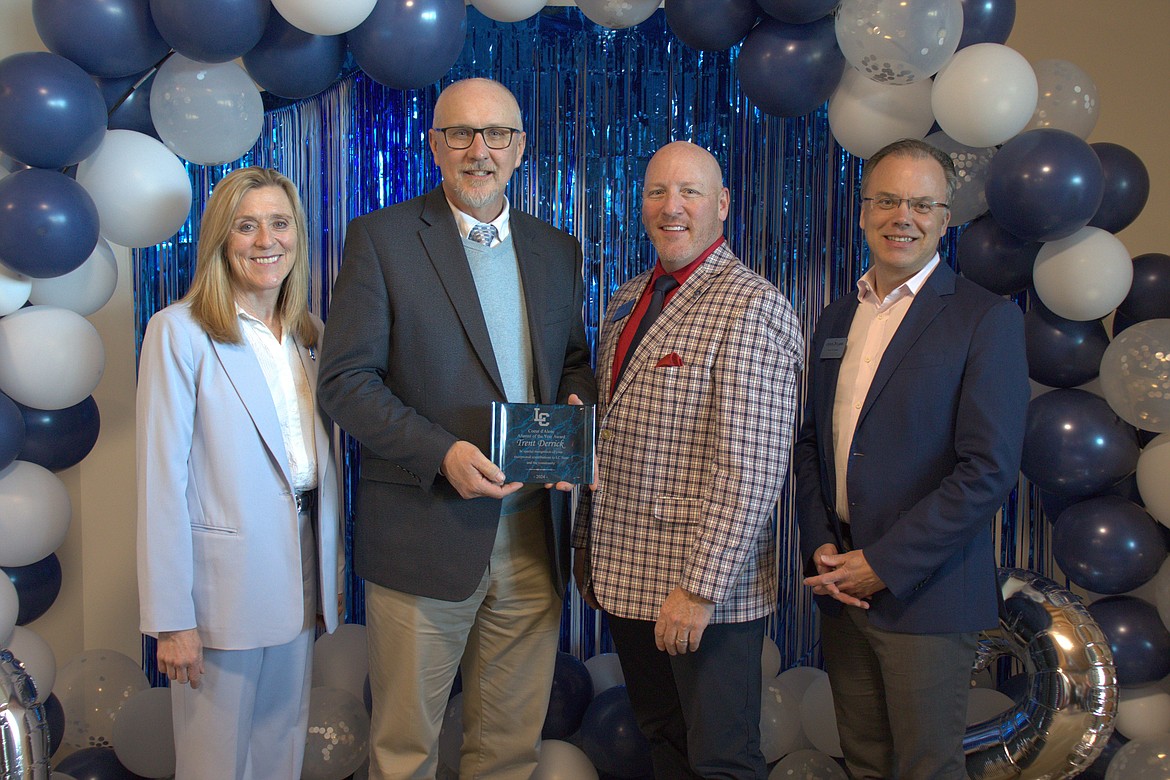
[{"x1": 136, "y1": 167, "x2": 343, "y2": 779}]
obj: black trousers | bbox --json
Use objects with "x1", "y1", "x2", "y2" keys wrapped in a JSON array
[{"x1": 607, "y1": 614, "x2": 768, "y2": 780}]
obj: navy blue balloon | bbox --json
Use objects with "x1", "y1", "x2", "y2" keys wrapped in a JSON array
[
  {"x1": 957, "y1": 0, "x2": 1016, "y2": 49},
  {"x1": 0, "y1": 391, "x2": 24, "y2": 470},
  {"x1": 4, "y1": 553, "x2": 63, "y2": 625},
  {"x1": 1088, "y1": 142, "x2": 1150, "y2": 234},
  {"x1": 757, "y1": 0, "x2": 839, "y2": 23},
  {"x1": 32, "y1": 0, "x2": 169, "y2": 79},
  {"x1": 736, "y1": 16, "x2": 845, "y2": 118},
  {"x1": 43, "y1": 692, "x2": 65, "y2": 757},
  {"x1": 348, "y1": 0, "x2": 467, "y2": 91},
  {"x1": 957, "y1": 213, "x2": 1040, "y2": 295},
  {"x1": 56, "y1": 747, "x2": 149, "y2": 780},
  {"x1": 985, "y1": 129, "x2": 1104, "y2": 242},
  {"x1": 0, "y1": 169, "x2": 100, "y2": 280},
  {"x1": 1086, "y1": 596, "x2": 1170, "y2": 687},
  {"x1": 149, "y1": 0, "x2": 269, "y2": 63},
  {"x1": 1117, "y1": 253, "x2": 1170, "y2": 324},
  {"x1": 243, "y1": 11, "x2": 346, "y2": 99},
  {"x1": 666, "y1": 0, "x2": 759, "y2": 51},
  {"x1": 98, "y1": 71, "x2": 159, "y2": 139},
  {"x1": 1021, "y1": 389, "x2": 1140, "y2": 496},
  {"x1": 543, "y1": 651, "x2": 594, "y2": 740},
  {"x1": 17, "y1": 396, "x2": 101, "y2": 472},
  {"x1": 1024, "y1": 297, "x2": 1109, "y2": 388},
  {"x1": 1052, "y1": 496, "x2": 1167, "y2": 595},
  {"x1": 579, "y1": 686, "x2": 653, "y2": 778},
  {"x1": 0, "y1": 51, "x2": 108, "y2": 168}
]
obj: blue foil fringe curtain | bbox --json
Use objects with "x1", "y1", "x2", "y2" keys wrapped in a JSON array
[{"x1": 135, "y1": 7, "x2": 1047, "y2": 683}]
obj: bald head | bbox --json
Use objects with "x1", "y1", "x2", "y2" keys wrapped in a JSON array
[
  {"x1": 433, "y1": 78, "x2": 523, "y2": 132},
  {"x1": 641, "y1": 141, "x2": 730, "y2": 271}
]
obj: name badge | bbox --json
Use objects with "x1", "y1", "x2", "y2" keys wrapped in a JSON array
[
  {"x1": 820, "y1": 337, "x2": 847, "y2": 359},
  {"x1": 608, "y1": 299, "x2": 636, "y2": 322}
]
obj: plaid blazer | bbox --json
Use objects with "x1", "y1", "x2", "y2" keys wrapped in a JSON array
[{"x1": 573, "y1": 242, "x2": 803, "y2": 623}]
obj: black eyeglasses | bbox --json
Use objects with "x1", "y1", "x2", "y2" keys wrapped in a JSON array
[
  {"x1": 862, "y1": 196, "x2": 950, "y2": 215},
  {"x1": 434, "y1": 126, "x2": 520, "y2": 150}
]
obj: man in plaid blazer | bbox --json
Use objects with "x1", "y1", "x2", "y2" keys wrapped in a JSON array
[{"x1": 572, "y1": 141, "x2": 804, "y2": 778}]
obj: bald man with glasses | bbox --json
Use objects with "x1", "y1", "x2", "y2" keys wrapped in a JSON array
[{"x1": 318, "y1": 78, "x2": 595, "y2": 780}]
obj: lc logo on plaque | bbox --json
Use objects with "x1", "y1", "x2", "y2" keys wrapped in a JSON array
[{"x1": 490, "y1": 402, "x2": 595, "y2": 484}]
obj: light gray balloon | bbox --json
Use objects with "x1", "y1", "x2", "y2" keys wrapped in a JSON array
[
  {"x1": 1099, "y1": 319, "x2": 1170, "y2": 433},
  {"x1": 111, "y1": 687, "x2": 175, "y2": 778}
]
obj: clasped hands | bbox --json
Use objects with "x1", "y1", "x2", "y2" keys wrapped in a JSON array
[{"x1": 803, "y1": 544, "x2": 885, "y2": 609}]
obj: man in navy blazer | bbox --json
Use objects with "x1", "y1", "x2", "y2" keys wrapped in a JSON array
[
  {"x1": 794, "y1": 138, "x2": 1029, "y2": 779},
  {"x1": 317, "y1": 79, "x2": 595, "y2": 778}
]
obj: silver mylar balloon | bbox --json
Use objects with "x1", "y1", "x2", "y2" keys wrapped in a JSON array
[
  {"x1": 965, "y1": 568, "x2": 1117, "y2": 780},
  {"x1": 0, "y1": 648, "x2": 51, "y2": 779}
]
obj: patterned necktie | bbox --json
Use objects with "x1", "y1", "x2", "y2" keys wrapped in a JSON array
[
  {"x1": 618, "y1": 273, "x2": 680, "y2": 383},
  {"x1": 469, "y1": 223, "x2": 498, "y2": 246}
]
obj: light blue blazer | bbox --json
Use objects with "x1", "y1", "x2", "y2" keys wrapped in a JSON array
[{"x1": 136, "y1": 302, "x2": 342, "y2": 650}]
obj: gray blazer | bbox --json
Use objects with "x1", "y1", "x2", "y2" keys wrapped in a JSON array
[{"x1": 317, "y1": 186, "x2": 596, "y2": 600}]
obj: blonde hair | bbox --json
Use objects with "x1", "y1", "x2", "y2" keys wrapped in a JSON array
[{"x1": 182, "y1": 167, "x2": 317, "y2": 347}]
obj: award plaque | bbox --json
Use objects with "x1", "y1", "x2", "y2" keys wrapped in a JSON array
[{"x1": 489, "y1": 402, "x2": 596, "y2": 484}]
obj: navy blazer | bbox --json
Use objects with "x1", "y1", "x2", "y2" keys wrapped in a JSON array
[
  {"x1": 317, "y1": 187, "x2": 596, "y2": 601},
  {"x1": 793, "y1": 262, "x2": 1029, "y2": 634}
]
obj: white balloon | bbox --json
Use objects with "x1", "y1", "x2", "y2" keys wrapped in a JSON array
[
  {"x1": 924, "y1": 130, "x2": 996, "y2": 225},
  {"x1": 472, "y1": 0, "x2": 547, "y2": 23},
  {"x1": 798, "y1": 673, "x2": 842, "y2": 757},
  {"x1": 1105, "y1": 735, "x2": 1170, "y2": 779},
  {"x1": 111, "y1": 687, "x2": 175, "y2": 778},
  {"x1": 312, "y1": 623, "x2": 369, "y2": 703},
  {"x1": 1032, "y1": 227, "x2": 1133, "y2": 322},
  {"x1": 1116, "y1": 685, "x2": 1170, "y2": 742},
  {"x1": 5, "y1": 625, "x2": 57, "y2": 699},
  {"x1": 575, "y1": 0, "x2": 659, "y2": 29},
  {"x1": 56, "y1": 649, "x2": 150, "y2": 751},
  {"x1": 1099, "y1": 320, "x2": 1170, "y2": 433},
  {"x1": 0, "y1": 261, "x2": 31, "y2": 316},
  {"x1": 76, "y1": 130, "x2": 193, "y2": 249},
  {"x1": 584, "y1": 652, "x2": 624, "y2": 697},
  {"x1": 768, "y1": 749, "x2": 848, "y2": 780},
  {"x1": 0, "y1": 305, "x2": 105, "y2": 410},
  {"x1": 0, "y1": 461, "x2": 72, "y2": 568},
  {"x1": 0, "y1": 573, "x2": 18, "y2": 646},
  {"x1": 776, "y1": 665, "x2": 826, "y2": 705},
  {"x1": 761, "y1": 638, "x2": 782, "y2": 679},
  {"x1": 760, "y1": 679, "x2": 810, "y2": 763},
  {"x1": 834, "y1": 0, "x2": 964, "y2": 85},
  {"x1": 29, "y1": 238, "x2": 118, "y2": 316},
  {"x1": 1154, "y1": 558, "x2": 1170, "y2": 634},
  {"x1": 531, "y1": 739, "x2": 599, "y2": 780},
  {"x1": 932, "y1": 43, "x2": 1038, "y2": 148},
  {"x1": 828, "y1": 67, "x2": 935, "y2": 159},
  {"x1": 271, "y1": 0, "x2": 376, "y2": 35},
  {"x1": 1137, "y1": 433, "x2": 1170, "y2": 530},
  {"x1": 1026, "y1": 59, "x2": 1099, "y2": 140},
  {"x1": 150, "y1": 55, "x2": 264, "y2": 166}
]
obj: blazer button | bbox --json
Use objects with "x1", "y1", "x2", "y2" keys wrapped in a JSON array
[{"x1": 600, "y1": 429, "x2": 613, "y2": 441}]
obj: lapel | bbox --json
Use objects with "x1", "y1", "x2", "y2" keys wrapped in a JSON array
[
  {"x1": 856, "y1": 262, "x2": 953, "y2": 427},
  {"x1": 598, "y1": 269, "x2": 649, "y2": 406},
  {"x1": 605, "y1": 244, "x2": 731, "y2": 411},
  {"x1": 210, "y1": 336, "x2": 292, "y2": 486},
  {"x1": 418, "y1": 187, "x2": 508, "y2": 399},
  {"x1": 813, "y1": 295, "x2": 859, "y2": 492}
]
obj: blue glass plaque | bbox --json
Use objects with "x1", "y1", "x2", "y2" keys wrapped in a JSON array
[{"x1": 489, "y1": 402, "x2": 596, "y2": 484}]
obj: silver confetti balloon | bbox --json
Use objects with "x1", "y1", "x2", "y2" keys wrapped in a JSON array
[
  {"x1": 965, "y1": 568, "x2": 1117, "y2": 780},
  {"x1": 0, "y1": 648, "x2": 50, "y2": 780}
]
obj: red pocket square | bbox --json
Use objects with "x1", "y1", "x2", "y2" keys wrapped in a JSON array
[{"x1": 656, "y1": 352, "x2": 684, "y2": 367}]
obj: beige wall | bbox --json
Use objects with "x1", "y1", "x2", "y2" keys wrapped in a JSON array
[{"x1": 1, "y1": 1, "x2": 1166, "y2": 674}]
